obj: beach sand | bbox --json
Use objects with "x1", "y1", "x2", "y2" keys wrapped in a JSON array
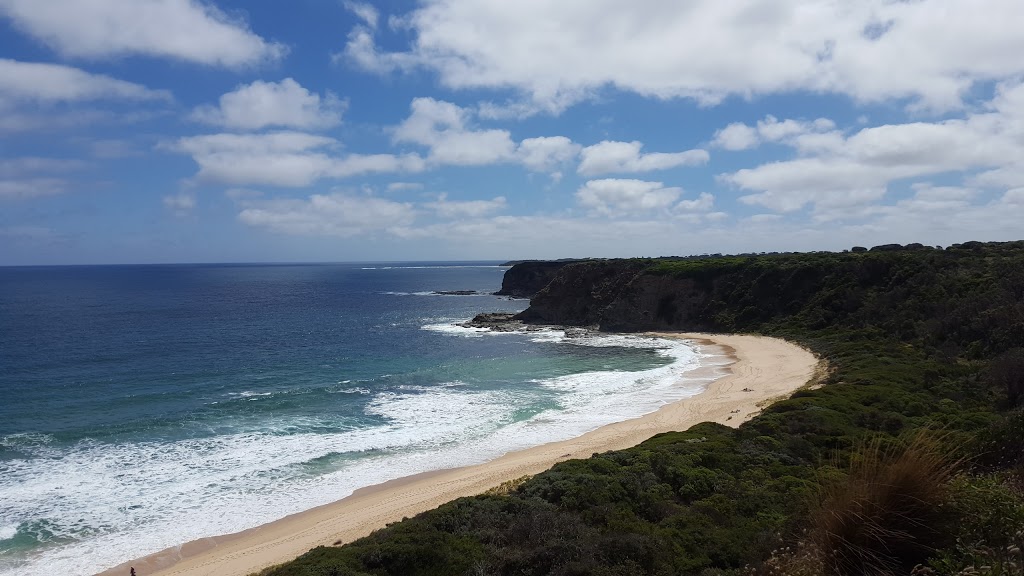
[{"x1": 99, "y1": 333, "x2": 818, "y2": 576}]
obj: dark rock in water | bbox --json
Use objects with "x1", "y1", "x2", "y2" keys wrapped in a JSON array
[
  {"x1": 468, "y1": 312, "x2": 517, "y2": 324},
  {"x1": 459, "y1": 312, "x2": 541, "y2": 332},
  {"x1": 432, "y1": 290, "x2": 479, "y2": 295}
]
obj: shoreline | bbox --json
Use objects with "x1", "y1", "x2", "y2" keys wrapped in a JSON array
[{"x1": 99, "y1": 333, "x2": 818, "y2": 576}]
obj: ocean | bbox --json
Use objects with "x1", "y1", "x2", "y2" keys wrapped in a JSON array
[{"x1": 0, "y1": 263, "x2": 719, "y2": 575}]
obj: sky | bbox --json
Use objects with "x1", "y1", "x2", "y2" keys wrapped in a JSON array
[{"x1": 2, "y1": 0, "x2": 1024, "y2": 265}]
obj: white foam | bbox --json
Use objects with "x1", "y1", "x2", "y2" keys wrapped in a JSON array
[
  {"x1": 334, "y1": 386, "x2": 369, "y2": 395},
  {"x1": 0, "y1": 333, "x2": 725, "y2": 576},
  {"x1": 0, "y1": 524, "x2": 17, "y2": 541},
  {"x1": 420, "y1": 322, "x2": 492, "y2": 337},
  {"x1": 228, "y1": 391, "x2": 273, "y2": 398}
]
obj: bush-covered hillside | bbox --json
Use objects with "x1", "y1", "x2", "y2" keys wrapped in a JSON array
[{"x1": 261, "y1": 241, "x2": 1024, "y2": 576}]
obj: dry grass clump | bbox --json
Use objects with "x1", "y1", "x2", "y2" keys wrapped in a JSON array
[
  {"x1": 753, "y1": 431, "x2": 959, "y2": 576},
  {"x1": 810, "y1": 432, "x2": 958, "y2": 575}
]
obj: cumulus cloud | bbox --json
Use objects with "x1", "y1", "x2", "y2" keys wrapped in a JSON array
[
  {"x1": 394, "y1": 97, "x2": 517, "y2": 166},
  {"x1": 0, "y1": 0, "x2": 285, "y2": 67},
  {"x1": 576, "y1": 179, "x2": 683, "y2": 216},
  {"x1": 167, "y1": 132, "x2": 425, "y2": 186},
  {"x1": 342, "y1": 0, "x2": 1024, "y2": 113},
  {"x1": 713, "y1": 115, "x2": 836, "y2": 151},
  {"x1": 723, "y1": 81, "x2": 1024, "y2": 216},
  {"x1": 712, "y1": 123, "x2": 759, "y2": 151},
  {"x1": 676, "y1": 192, "x2": 715, "y2": 213},
  {"x1": 238, "y1": 193, "x2": 416, "y2": 237},
  {"x1": 517, "y1": 136, "x2": 581, "y2": 173},
  {"x1": 191, "y1": 79, "x2": 344, "y2": 131},
  {"x1": 577, "y1": 141, "x2": 708, "y2": 176},
  {"x1": 393, "y1": 98, "x2": 583, "y2": 175},
  {"x1": 0, "y1": 59, "x2": 170, "y2": 104}
]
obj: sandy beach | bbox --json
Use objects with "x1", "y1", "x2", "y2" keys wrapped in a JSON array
[{"x1": 99, "y1": 333, "x2": 818, "y2": 576}]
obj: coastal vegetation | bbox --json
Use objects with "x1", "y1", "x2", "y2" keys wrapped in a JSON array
[{"x1": 260, "y1": 241, "x2": 1024, "y2": 576}]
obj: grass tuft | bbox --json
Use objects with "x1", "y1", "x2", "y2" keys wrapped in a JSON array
[{"x1": 806, "y1": 431, "x2": 959, "y2": 575}]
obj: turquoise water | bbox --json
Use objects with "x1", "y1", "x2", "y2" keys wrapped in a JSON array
[{"x1": 0, "y1": 263, "x2": 714, "y2": 575}]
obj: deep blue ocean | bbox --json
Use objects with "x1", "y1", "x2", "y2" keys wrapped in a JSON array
[{"x1": 0, "y1": 263, "x2": 715, "y2": 575}]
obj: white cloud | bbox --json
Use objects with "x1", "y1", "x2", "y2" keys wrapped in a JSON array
[
  {"x1": 168, "y1": 132, "x2": 425, "y2": 187},
  {"x1": 394, "y1": 97, "x2": 517, "y2": 166},
  {"x1": 344, "y1": 0, "x2": 1024, "y2": 113},
  {"x1": 336, "y1": 26, "x2": 418, "y2": 74},
  {"x1": 576, "y1": 179, "x2": 682, "y2": 216},
  {"x1": 238, "y1": 193, "x2": 416, "y2": 237},
  {"x1": 191, "y1": 79, "x2": 344, "y2": 131},
  {"x1": 0, "y1": 0, "x2": 285, "y2": 67},
  {"x1": 712, "y1": 123, "x2": 759, "y2": 151},
  {"x1": 578, "y1": 141, "x2": 708, "y2": 176},
  {"x1": 724, "y1": 81, "x2": 1024, "y2": 215},
  {"x1": 236, "y1": 193, "x2": 1024, "y2": 260},
  {"x1": 517, "y1": 136, "x2": 581, "y2": 173},
  {"x1": 392, "y1": 98, "x2": 585, "y2": 173},
  {"x1": 332, "y1": 153, "x2": 427, "y2": 179},
  {"x1": 0, "y1": 59, "x2": 170, "y2": 104},
  {"x1": 425, "y1": 193, "x2": 507, "y2": 218},
  {"x1": 343, "y1": 1, "x2": 379, "y2": 29},
  {"x1": 897, "y1": 184, "x2": 978, "y2": 213},
  {"x1": 676, "y1": 192, "x2": 715, "y2": 212},
  {"x1": 713, "y1": 115, "x2": 836, "y2": 151}
]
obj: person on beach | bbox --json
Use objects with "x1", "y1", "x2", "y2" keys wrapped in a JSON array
[{"x1": 130, "y1": 568, "x2": 136, "y2": 576}]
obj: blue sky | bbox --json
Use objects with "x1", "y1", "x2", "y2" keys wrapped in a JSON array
[{"x1": 2, "y1": 0, "x2": 1024, "y2": 264}]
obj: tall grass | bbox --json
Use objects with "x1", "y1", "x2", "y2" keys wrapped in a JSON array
[{"x1": 805, "y1": 431, "x2": 959, "y2": 575}]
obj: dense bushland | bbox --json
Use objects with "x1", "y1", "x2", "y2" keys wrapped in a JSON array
[{"x1": 260, "y1": 241, "x2": 1024, "y2": 576}]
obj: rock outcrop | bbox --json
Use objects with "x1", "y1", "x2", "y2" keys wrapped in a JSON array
[
  {"x1": 494, "y1": 260, "x2": 581, "y2": 298},
  {"x1": 513, "y1": 260, "x2": 650, "y2": 327}
]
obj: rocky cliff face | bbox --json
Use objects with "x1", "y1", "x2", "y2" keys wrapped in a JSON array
[
  {"x1": 508, "y1": 258, "x2": 784, "y2": 332},
  {"x1": 514, "y1": 266, "x2": 723, "y2": 332},
  {"x1": 513, "y1": 260, "x2": 650, "y2": 326},
  {"x1": 494, "y1": 261, "x2": 579, "y2": 298},
  {"x1": 598, "y1": 274, "x2": 713, "y2": 332}
]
